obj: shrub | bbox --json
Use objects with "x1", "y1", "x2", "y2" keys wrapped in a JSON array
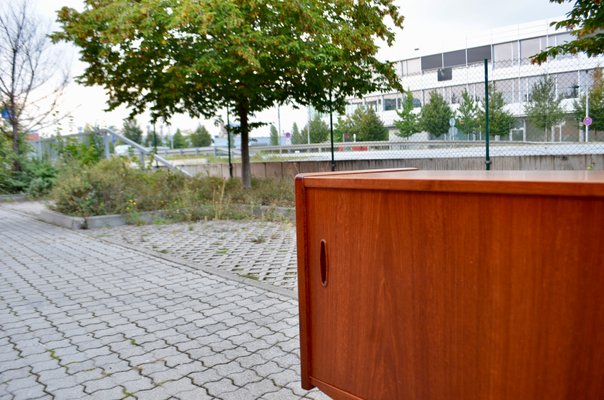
[{"x1": 50, "y1": 158, "x2": 294, "y2": 219}]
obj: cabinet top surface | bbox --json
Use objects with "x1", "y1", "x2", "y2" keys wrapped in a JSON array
[{"x1": 296, "y1": 169, "x2": 604, "y2": 197}]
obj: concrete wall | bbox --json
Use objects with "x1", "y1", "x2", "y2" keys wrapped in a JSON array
[{"x1": 178, "y1": 154, "x2": 604, "y2": 181}]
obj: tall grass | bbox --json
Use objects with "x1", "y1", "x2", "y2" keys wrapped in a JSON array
[{"x1": 50, "y1": 158, "x2": 294, "y2": 220}]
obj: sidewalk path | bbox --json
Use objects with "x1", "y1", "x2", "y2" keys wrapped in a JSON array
[
  {"x1": 87, "y1": 221, "x2": 299, "y2": 291},
  {"x1": 0, "y1": 208, "x2": 325, "y2": 400}
]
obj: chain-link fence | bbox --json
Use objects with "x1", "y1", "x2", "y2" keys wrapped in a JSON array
[
  {"x1": 247, "y1": 50, "x2": 604, "y2": 172},
  {"x1": 28, "y1": 48, "x2": 604, "y2": 175}
]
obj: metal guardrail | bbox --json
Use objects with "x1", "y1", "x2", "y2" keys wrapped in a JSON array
[{"x1": 102, "y1": 129, "x2": 193, "y2": 177}]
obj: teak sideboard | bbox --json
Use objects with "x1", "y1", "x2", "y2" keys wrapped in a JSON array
[{"x1": 295, "y1": 169, "x2": 604, "y2": 400}]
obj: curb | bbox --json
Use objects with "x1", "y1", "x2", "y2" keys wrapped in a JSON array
[
  {"x1": 36, "y1": 206, "x2": 295, "y2": 230},
  {"x1": 0, "y1": 194, "x2": 26, "y2": 202}
]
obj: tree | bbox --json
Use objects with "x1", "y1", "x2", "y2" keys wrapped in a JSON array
[
  {"x1": 419, "y1": 91, "x2": 452, "y2": 138},
  {"x1": 54, "y1": 0, "x2": 403, "y2": 188},
  {"x1": 190, "y1": 125, "x2": 212, "y2": 147},
  {"x1": 394, "y1": 92, "x2": 418, "y2": 139},
  {"x1": 303, "y1": 115, "x2": 329, "y2": 144},
  {"x1": 532, "y1": 1, "x2": 604, "y2": 64},
  {"x1": 122, "y1": 117, "x2": 143, "y2": 144},
  {"x1": 172, "y1": 129, "x2": 188, "y2": 149},
  {"x1": 355, "y1": 107, "x2": 389, "y2": 141},
  {"x1": 291, "y1": 122, "x2": 305, "y2": 145},
  {"x1": 478, "y1": 84, "x2": 515, "y2": 138},
  {"x1": 335, "y1": 106, "x2": 388, "y2": 142},
  {"x1": 456, "y1": 90, "x2": 480, "y2": 136},
  {"x1": 0, "y1": 1, "x2": 68, "y2": 170},
  {"x1": 269, "y1": 125, "x2": 279, "y2": 146},
  {"x1": 525, "y1": 76, "x2": 565, "y2": 141},
  {"x1": 575, "y1": 67, "x2": 604, "y2": 138}
]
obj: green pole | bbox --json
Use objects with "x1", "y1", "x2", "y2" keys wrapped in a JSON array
[
  {"x1": 329, "y1": 90, "x2": 336, "y2": 171},
  {"x1": 484, "y1": 59, "x2": 491, "y2": 171},
  {"x1": 226, "y1": 107, "x2": 233, "y2": 179}
]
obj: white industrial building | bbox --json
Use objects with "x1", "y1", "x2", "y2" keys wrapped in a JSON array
[{"x1": 345, "y1": 18, "x2": 604, "y2": 142}]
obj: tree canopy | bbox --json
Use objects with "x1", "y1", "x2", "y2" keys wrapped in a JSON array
[
  {"x1": 190, "y1": 124, "x2": 212, "y2": 147},
  {"x1": 532, "y1": 1, "x2": 604, "y2": 64},
  {"x1": 337, "y1": 106, "x2": 388, "y2": 142},
  {"x1": 269, "y1": 125, "x2": 279, "y2": 146},
  {"x1": 419, "y1": 92, "x2": 452, "y2": 138},
  {"x1": 291, "y1": 122, "x2": 305, "y2": 145},
  {"x1": 172, "y1": 128, "x2": 188, "y2": 149},
  {"x1": 53, "y1": 0, "x2": 404, "y2": 187},
  {"x1": 479, "y1": 85, "x2": 515, "y2": 138},
  {"x1": 304, "y1": 114, "x2": 329, "y2": 144},
  {"x1": 394, "y1": 92, "x2": 418, "y2": 139},
  {"x1": 456, "y1": 90, "x2": 480, "y2": 136},
  {"x1": 1, "y1": 0, "x2": 68, "y2": 168},
  {"x1": 122, "y1": 118, "x2": 143, "y2": 144},
  {"x1": 575, "y1": 67, "x2": 604, "y2": 137},
  {"x1": 524, "y1": 76, "x2": 565, "y2": 141}
]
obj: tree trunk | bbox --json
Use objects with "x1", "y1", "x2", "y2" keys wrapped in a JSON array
[
  {"x1": 237, "y1": 99, "x2": 252, "y2": 189},
  {"x1": 11, "y1": 114, "x2": 22, "y2": 172}
]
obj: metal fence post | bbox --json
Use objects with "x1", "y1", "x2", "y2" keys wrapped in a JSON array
[
  {"x1": 103, "y1": 133, "x2": 111, "y2": 159},
  {"x1": 484, "y1": 59, "x2": 491, "y2": 171}
]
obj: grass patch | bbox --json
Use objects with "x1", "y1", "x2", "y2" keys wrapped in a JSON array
[
  {"x1": 238, "y1": 273, "x2": 260, "y2": 280},
  {"x1": 50, "y1": 158, "x2": 294, "y2": 222}
]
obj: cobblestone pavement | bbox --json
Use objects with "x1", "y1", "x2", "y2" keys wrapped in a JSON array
[
  {"x1": 0, "y1": 208, "x2": 327, "y2": 400},
  {"x1": 87, "y1": 221, "x2": 298, "y2": 290}
]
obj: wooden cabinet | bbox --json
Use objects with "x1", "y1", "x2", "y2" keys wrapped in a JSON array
[{"x1": 295, "y1": 169, "x2": 604, "y2": 400}]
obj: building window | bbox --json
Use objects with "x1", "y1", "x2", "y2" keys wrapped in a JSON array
[
  {"x1": 522, "y1": 76, "x2": 543, "y2": 101},
  {"x1": 467, "y1": 45, "x2": 491, "y2": 64},
  {"x1": 365, "y1": 101, "x2": 378, "y2": 111},
  {"x1": 494, "y1": 79, "x2": 517, "y2": 103},
  {"x1": 450, "y1": 85, "x2": 465, "y2": 104},
  {"x1": 421, "y1": 54, "x2": 443, "y2": 71},
  {"x1": 553, "y1": 32, "x2": 574, "y2": 60},
  {"x1": 346, "y1": 102, "x2": 362, "y2": 115},
  {"x1": 383, "y1": 97, "x2": 401, "y2": 111},
  {"x1": 520, "y1": 36, "x2": 547, "y2": 63},
  {"x1": 443, "y1": 49, "x2": 466, "y2": 68},
  {"x1": 412, "y1": 91, "x2": 423, "y2": 107},
  {"x1": 493, "y1": 41, "x2": 518, "y2": 67},
  {"x1": 402, "y1": 58, "x2": 421, "y2": 76},
  {"x1": 556, "y1": 72, "x2": 579, "y2": 98}
]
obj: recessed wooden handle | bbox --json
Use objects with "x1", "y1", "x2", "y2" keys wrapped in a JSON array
[{"x1": 320, "y1": 239, "x2": 328, "y2": 287}]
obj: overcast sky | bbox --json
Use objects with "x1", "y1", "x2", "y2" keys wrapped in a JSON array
[{"x1": 33, "y1": 0, "x2": 574, "y2": 138}]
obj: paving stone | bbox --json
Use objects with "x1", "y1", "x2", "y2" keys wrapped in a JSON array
[
  {"x1": 83, "y1": 375, "x2": 123, "y2": 394},
  {"x1": 261, "y1": 387, "x2": 299, "y2": 399},
  {"x1": 0, "y1": 366, "x2": 31, "y2": 383},
  {"x1": 0, "y1": 208, "x2": 314, "y2": 400},
  {"x1": 10, "y1": 384, "x2": 48, "y2": 400},
  {"x1": 242, "y1": 378, "x2": 283, "y2": 398},
  {"x1": 205, "y1": 377, "x2": 239, "y2": 397},
  {"x1": 50, "y1": 385, "x2": 87, "y2": 400},
  {"x1": 175, "y1": 387, "x2": 213, "y2": 400},
  {"x1": 5, "y1": 375, "x2": 39, "y2": 393},
  {"x1": 88, "y1": 385, "x2": 125, "y2": 400},
  {"x1": 229, "y1": 369, "x2": 264, "y2": 387},
  {"x1": 120, "y1": 374, "x2": 155, "y2": 392}
]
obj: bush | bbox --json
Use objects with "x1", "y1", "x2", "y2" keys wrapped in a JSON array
[
  {"x1": 50, "y1": 159, "x2": 294, "y2": 220},
  {"x1": 25, "y1": 159, "x2": 57, "y2": 198},
  {"x1": 0, "y1": 134, "x2": 57, "y2": 196}
]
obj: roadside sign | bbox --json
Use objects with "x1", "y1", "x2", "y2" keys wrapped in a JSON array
[{"x1": 584, "y1": 116, "x2": 593, "y2": 126}]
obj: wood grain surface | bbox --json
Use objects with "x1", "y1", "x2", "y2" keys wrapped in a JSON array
[{"x1": 296, "y1": 170, "x2": 604, "y2": 400}]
